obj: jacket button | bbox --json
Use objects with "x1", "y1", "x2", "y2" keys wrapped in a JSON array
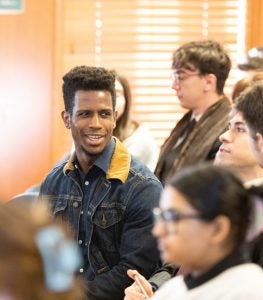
[
  {"x1": 73, "y1": 201, "x2": 79, "y2": 208},
  {"x1": 79, "y1": 268, "x2": 84, "y2": 273}
]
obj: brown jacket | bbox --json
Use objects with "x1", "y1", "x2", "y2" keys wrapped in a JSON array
[{"x1": 155, "y1": 96, "x2": 231, "y2": 183}]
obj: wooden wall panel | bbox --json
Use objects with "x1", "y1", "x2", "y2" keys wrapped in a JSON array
[
  {"x1": 0, "y1": 0, "x2": 56, "y2": 201},
  {"x1": 246, "y1": 0, "x2": 263, "y2": 50},
  {"x1": 50, "y1": 0, "x2": 73, "y2": 169}
]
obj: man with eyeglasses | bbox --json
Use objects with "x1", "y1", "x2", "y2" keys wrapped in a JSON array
[
  {"x1": 124, "y1": 40, "x2": 232, "y2": 300},
  {"x1": 155, "y1": 40, "x2": 231, "y2": 185}
]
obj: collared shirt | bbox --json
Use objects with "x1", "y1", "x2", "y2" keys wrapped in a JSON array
[{"x1": 74, "y1": 138, "x2": 116, "y2": 277}]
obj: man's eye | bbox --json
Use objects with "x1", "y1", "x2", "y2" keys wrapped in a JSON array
[
  {"x1": 101, "y1": 111, "x2": 111, "y2": 117},
  {"x1": 178, "y1": 74, "x2": 183, "y2": 80},
  {"x1": 236, "y1": 127, "x2": 246, "y2": 132},
  {"x1": 78, "y1": 112, "x2": 89, "y2": 117}
]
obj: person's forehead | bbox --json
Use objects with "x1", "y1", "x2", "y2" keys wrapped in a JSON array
[
  {"x1": 229, "y1": 109, "x2": 245, "y2": 122},
  {"x1": 173, "y1": 67, "x2": 199, "y2": 73},
  {"x1": 73, "y1": 90, "x2": 113, "y2": 106}
]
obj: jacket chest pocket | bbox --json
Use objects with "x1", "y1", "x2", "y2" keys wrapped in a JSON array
[
  {"x1": 93, "y1": 207, "x2": 123, "y2": 228},
  {"x1": 53, "y1": 196, "x2": 68, "y2": 214},
  {"x1": 49, "y1": 195, "x2": 82, "y2": 225},
  {"x1": 92, "y1": 207, "x2": 124, "y2": 252}
]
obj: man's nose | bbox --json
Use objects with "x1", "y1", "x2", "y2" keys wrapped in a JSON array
[
  {"x1": 89, "y1": 114, "x2": 102, "y2": 127},
  {"x1": 219, "y1": 129, "x2": 232, "y2": 143},
  {"x1": 171, "y1": 79, "x2": 180, "y2": 90}
]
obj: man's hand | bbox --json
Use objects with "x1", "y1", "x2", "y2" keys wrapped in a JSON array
[{"x1": 124, "y1": 270, "x2": 154, "y2": 300}]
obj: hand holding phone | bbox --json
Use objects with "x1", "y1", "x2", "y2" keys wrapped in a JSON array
[{"x1": 133, "y1": 274, "x2": 150, "y2": 300}]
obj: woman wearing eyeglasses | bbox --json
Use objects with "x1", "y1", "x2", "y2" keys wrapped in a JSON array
[{"x1": 125, "y1": 164, "x2": 263, "y2": 300}]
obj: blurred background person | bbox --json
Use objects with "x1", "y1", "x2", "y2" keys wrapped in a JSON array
[
  {"x1": 114, "y1": 74, "x2": 159, "y2": 171},
  {"x1": 232, "y1": 71, "x2": 263, "y2": 102},
  {"x1": 238, "y1": 46, "x2": 263, "y2": 76},
  {"x1": 125, "y1": 164, "x2": 263, "y2": 300},
  {"x1": 0, "y1": 200, "x2": 85, "y2": 300}
]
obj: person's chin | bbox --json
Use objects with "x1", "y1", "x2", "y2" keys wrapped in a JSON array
[
  {"x1": 159, "y1": 246, "x2": 173, "y2": 263},
  {"x1": 215, "y1": 151, "x2": 230, "y2": 164},
  {"x1": 161, "y1": 252, "x2": 172, "y2": 264},
  {"x1": 81, "y1": 144, "x2": 105, "y2": 157},
  {"x1": 214, "y1": 156, "x2": 224, "y2": 165},
  {"x1": 87, "y1": 146, "x2": 105, "y2": 156},
  {"x1": 179, "y1": 101, "x2": 188, "y2": 109}
]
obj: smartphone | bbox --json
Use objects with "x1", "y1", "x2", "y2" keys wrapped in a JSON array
[{"x1": 134, "y1": 274, "x2": 150, "y2": 300}]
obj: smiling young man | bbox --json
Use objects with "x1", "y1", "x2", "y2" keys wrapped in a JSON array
[
  {"x1": 155, "y1": 40, "x2": 231, "y2": 185},
  {"x1": 39, "y1": 66, "x2": 162, "y2": 300}
]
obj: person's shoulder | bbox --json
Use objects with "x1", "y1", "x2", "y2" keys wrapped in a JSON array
[
  {"x1": 219, "y1": 264, "x2": 263, "y2": 298},
  {"x1": 133, "y1": 123, "x2": 152, "y2": 135},
  {"x1": 42, "y1": 159, "x2": 67, "y2": 185},
  {"x1": 181, "y1": 264, "x2": 263, "y2": 299},
  {"x1": 223, "y1": 262, "x2": 263, "y2": 276},
  {"x1": 151, "y1": 276, "x2": 185, "y2": 300},
  {"x1": 129, "y1": 155, "x2": 161, "y2": 183},
  {"x1": 208, "y1": 263, "x2": 263, "y2": 290},
  {"x1": 124, "y1": 123, "x2": 158, "y2": 145}
]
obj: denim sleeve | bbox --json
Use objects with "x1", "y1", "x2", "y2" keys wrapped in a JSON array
[{"x1": 86, "y1": 178, "x2": 163, "y2": 300}]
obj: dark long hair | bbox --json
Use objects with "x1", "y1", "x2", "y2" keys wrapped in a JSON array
[
  {"x1": 113, "y1": 74, "x2": 139, "y2": 141},
  {"x1": 168, "y1": 164, "x2": 252, "y2": 249}
]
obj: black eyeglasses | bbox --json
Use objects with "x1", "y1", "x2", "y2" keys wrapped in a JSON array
[
  {"x1": 153, "y1": 207, "x2": 203, "y2": 223},
  {"x1": 171, "y1": 71, "x2": 201, "y2": 83}
]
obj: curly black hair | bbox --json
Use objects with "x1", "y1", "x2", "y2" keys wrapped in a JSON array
[
  {"x1": 168, "y1": 164, "x2": 252, "y2": 248},
  {"x1": 62, "y1": 66, "x2": 116, "y2": 114}
]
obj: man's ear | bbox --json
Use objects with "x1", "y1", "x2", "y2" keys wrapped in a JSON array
[
  {"x1": 61, "y1": 111, "x2": 71, "y2": 129},
  {"x1": 204, "y1": 73, "x2": 216, "y2": 93},
  {"x1": 255, "y1": 132, "x2": 263, "y2": 153}
]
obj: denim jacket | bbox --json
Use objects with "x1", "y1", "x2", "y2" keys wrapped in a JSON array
[{"x1": 39, "y1": 138, "x2": 162, "y2": 300}]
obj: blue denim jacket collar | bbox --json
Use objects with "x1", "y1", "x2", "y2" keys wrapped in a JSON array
[
  {"x1": 95, "y1": 138, "x2": 115, "y2": 173},
  {"x1": 72, "y1": 138, "x2": 115, "y2": 177},
  {"x1": 63, "y1": 137, "x2": 131, "y2": 183}
]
